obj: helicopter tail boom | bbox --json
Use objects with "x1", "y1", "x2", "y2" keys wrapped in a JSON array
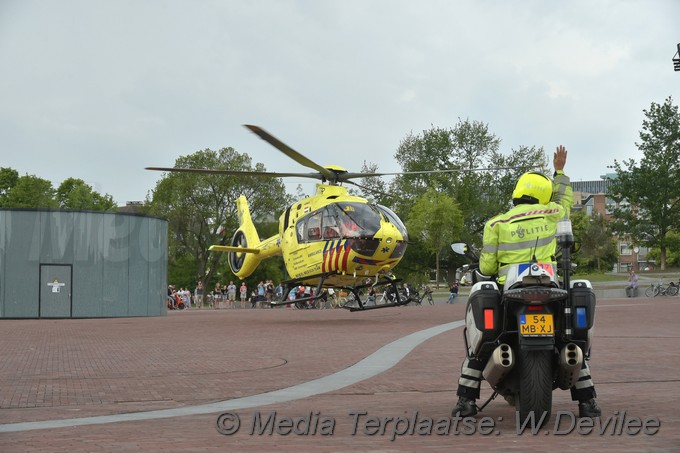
[
  {"x1": 209, "y1": 245, "x2": 260, "y2": 254},
  {"x1": 210, "y1": 195, "x2": 282, "y2": 279}
]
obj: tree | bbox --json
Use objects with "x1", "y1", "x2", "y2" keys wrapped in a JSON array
[
  {"x1": 405, "y1": 188, "x2": 464, "y2": 287},
  {"x1": 56, "y1": 178, "x2": 116, "y2": 210},
  {"x1": 571, "y1": 210, "x2": 618, "y2": 273},
  {"x1": 392, "y1": 119, "x2": 546, "y2": 243},
  {"x1": 2, "y1": 174, "x2": 56, "y2": 208},
  {"x1": 388, "y1": 119, "x2": 547, "y2": 282},
  {"x1": 0, "y1": 167, "x2": 19, "y2": 206},
  {"x1": 350, "y1": 161, "x2": 392, "y2": 206},
  {"x1": 146, "y1": 147, "x2": 291, "y2": 291},
  {"x1": 646, "y1": 230, "x2": 680, "y2": 268},
  {"x1": 609, "y1": 97, "x2": 680, "y2": 270},
  {"x1": 0, "y1": 169, "x2": 115, "y2": 210}
]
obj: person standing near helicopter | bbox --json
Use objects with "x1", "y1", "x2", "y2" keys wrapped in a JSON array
[{"x1": 452, "y1": 145, "x2": 601, "y2": 419}]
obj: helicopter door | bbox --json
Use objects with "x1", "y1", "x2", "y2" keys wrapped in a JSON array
[{"x1": 298, "y1": 211, "x2": 323, "y2": 243}]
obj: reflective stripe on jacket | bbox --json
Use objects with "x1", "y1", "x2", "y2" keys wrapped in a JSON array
[{"x1": 480, "y1": 171, "x2": 573, "y2": 277}]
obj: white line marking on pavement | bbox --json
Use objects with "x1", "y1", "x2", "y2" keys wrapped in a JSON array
[
  {"x1": 597, "y1": 304, "x2": 652, "y2": 307},
  {"x1": 0, "y1": 320, "x2": 464, "y2": 433}
]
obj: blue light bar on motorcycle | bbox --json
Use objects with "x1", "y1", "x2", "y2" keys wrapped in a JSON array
[{"x1": 575, "y1": 307, "x2": 587, "y2": 328}]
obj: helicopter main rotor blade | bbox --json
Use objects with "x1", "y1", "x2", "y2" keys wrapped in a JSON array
[
  {"x1": 244, "y1": 125, "x2": 337, "y2": 182},
  {"x1": 344, "y1": 180, "x2": 393, "y2": 199},
  {"x1": 145, "y1": 166, "x2": 324, "y2": 180},
  {"x1": 338, "y1": 165, "x2": 541, "y2": 181}
]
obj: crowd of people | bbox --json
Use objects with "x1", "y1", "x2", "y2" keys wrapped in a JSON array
[
  {"x1": 168, "y1": 280, "x2": 285, "y2": 310},
  {"x1": 167, "y1": 278, "x2": 465, "y2": 310}
]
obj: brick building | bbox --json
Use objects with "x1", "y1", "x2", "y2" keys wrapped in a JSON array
[{"x1": 572, "y1": 176, "x2": 653, "y2": 272}]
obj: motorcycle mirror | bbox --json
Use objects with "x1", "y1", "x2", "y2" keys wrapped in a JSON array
[{"x1": 451, "y1": 243, "x2": 467, "y2": 255}]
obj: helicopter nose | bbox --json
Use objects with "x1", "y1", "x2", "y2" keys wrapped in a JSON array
[{"x1": 373, "y1": 224, "x2": 403, "y2": 257}]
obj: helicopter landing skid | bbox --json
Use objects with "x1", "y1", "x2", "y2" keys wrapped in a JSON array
[
  {"x1": 338, "y1": 275, "x2": 410, "y2": 311},
  {"x1": 269, "y1": 272, "x2": 409, "y2": 312},
  {"x1": 344, "y1": 297, "x2": 411, "y2": 312}
]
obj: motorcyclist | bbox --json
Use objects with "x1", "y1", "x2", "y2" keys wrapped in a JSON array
[{"x1": 452, "y1": 145, "x2": 601, "y2": 418}]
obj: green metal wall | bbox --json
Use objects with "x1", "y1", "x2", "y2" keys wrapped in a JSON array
[{"x1": 0, "y1": 209, "x2": 168, "y2": 318}]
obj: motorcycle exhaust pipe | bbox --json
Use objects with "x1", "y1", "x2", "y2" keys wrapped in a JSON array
[
  {"x1": 483, "y1": 344, "x2": 514, "y2": 387},
  {"x1": 557, "y1": 343, "x2": 584, "y2": 390}
]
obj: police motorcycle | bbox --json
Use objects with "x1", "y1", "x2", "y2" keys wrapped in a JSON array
[{"x1": 451, "y1": 219, "x2": 596, "y2": 424}]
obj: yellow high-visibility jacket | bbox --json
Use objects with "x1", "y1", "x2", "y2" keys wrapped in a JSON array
[{"x1": 480, "y1": 171, "x2": 573, "y2": 278}]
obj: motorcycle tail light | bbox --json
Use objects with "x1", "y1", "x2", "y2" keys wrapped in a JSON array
[
  {"x1": 503, "y1": 287, "x2": 568, "y2": 303},
  {"x1": 484, "y1": 308, "x2": 494, "y2": 330}
]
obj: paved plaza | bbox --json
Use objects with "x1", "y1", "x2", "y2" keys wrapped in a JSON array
[{"x1": 1, "y1": 295, "x2": 679, "y2": 452}]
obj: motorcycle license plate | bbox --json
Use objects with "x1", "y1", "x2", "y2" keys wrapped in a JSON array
[{"x1": 519, "y1": 314, "x2": 554, "y2": 336}]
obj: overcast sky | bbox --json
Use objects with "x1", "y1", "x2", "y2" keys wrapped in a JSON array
[{"x1": 1, "y1": 0, "x2": 678, "y2": 205}]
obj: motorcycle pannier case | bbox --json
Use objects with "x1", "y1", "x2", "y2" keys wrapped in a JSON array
[
  {"x1": 465, "y1": 282, "x2": 502, "y2": 356},
  {"x1": 570, "y1": 280, "x2": 596, "y2": 351}
]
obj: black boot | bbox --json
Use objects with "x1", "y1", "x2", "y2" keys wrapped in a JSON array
[
  {"x1": 452, "y1": 396, "x2": 478, "y2": 417},
  {"x1": 578, "y1": 398, "x2": 601, "y2": 417}
]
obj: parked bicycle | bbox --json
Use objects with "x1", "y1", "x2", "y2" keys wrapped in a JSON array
[{"x1": 645, "y1": 282, "x2": 679, "y2": 297}]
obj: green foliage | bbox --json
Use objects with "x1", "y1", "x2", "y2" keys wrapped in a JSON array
[
  {"x1": 0, "y1": 167, "x2": 19, "y2": 205},
  {"x1": 379, "y1": 119, "x2": 547, "y2": 285},
  {"x1": 352, "y1": 161, "x2": 390, "y2": 205},
  {"x1": 647, "y1": 230, "x2": 680, "y2": 267},
  {"x1": 390, "y1": 119, "x2": 547, "y2": 244},
  {"x1": 167, "y1": 252, "x2": 199, "y2": 289},
  {"x1": 56, "y1": 178, "x2": 116, "y2": 210},
  {"x1": 407, "y1": 189, "x2": 463, "y2": 253},
  {"x1": 405, "y1": 189, "x2": 464, "y2": 287},
  {"x1": 146, "y1": 147, "x2": 291, "y2": 291},
  {"x1": 3, "y1": 174, "x2": 57, "y2": 208},
  {"x1": 0, "y1": 167, "x2": 115, "y2": 211},
  {"x1": 609, "y1": 96, "x2": 680, "y2": 270},
  {"x1": 571, "y1": 210, "x2": 619, "y2": 273}
]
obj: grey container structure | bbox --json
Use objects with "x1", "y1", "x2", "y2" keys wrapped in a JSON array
[{"x1": 0, "y1": 209, "x2": 168, "y2": 318}]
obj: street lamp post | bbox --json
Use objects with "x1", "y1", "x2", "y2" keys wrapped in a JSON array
[{"x1": 633, "y1": 246, "x2": 640, "y2": 272}]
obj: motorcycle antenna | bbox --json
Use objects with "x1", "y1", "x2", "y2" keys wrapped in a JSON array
[{"x1": 531, "y1": 236, "x2": 539, "y2": 263}]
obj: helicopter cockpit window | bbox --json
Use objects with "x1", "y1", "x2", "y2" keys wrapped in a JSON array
[
  {"x1": 301, "y1": 211, "x2": 323, "y2": 242},
  {"x1": 376, "y1": 204, "x2": 409, "y2": 241},
  {"x1": 321, "y1": 209, "x2": 341, "y2": 239},
  {"x1": 296, "y1": 220, "x2": 305, "y2": 242},
  {"x1": 331, "y1": 202, "x2": 382, "y2": 238}
]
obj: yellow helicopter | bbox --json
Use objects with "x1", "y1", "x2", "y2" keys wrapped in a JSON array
[{"x1": 148, "y1": 125, "x2": 530, "y2": 311}]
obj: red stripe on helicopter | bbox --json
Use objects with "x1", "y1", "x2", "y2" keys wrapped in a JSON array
[
  {"x1": 322, "y1": 241, "x2": 333, "y2": 272},
  {"x1": 322, "y1": 241, "x2": 330, "y2": 272},
  {"x1": 334, "y1": 241, "x2": 345, "y2": 271},
  {"x1": 322, "y1": 240, "x2": 349, "y2": 273},
  {"x1": 341, "y1": 242, "x2": 351, "y2": 271}
]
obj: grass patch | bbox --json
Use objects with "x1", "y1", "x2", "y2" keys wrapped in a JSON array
[{"x1": 573, "y1": 273, "x2": 626, "y2": 282}]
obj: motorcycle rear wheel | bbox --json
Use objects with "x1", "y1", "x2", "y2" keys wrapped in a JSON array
[{"x1": 517, "y1": 349, "x2": 553, "y2": 427}]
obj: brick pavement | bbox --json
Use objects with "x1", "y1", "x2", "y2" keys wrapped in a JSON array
[{"x1": 1, "y1": 297, "x2": 679, "y2": 452}]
